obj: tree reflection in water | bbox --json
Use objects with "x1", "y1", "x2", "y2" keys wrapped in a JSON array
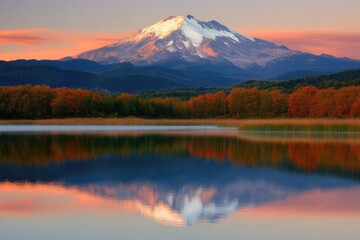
[{"x1": 0, "y1": 132, "x2": 359, "y2": 225}]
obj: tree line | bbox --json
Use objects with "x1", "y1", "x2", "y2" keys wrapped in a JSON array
[{"x1": 1, "y1": 85, "x2": 360, "y2": 119}]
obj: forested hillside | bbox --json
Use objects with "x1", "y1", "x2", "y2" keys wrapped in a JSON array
[{"x1": 237, "y1": 68, "x2": 360, "y2": 92}]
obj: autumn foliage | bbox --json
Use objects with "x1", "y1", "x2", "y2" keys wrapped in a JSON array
[
  {"x1": 288, "y1": 86, "x2": 360, "y2": 118},
  {"x1": 0, "y1": 85, "x2": 360, "y2": 119}
]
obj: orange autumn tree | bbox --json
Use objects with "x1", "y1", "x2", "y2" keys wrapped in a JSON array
[
  {"x1": 228, "y1": 88, "x2": 286, "y2": 118},
  {"x1": 350, "y1": 97, "x2": 360, "y2": 117},
  {"x1": 227, "y1": 88, "x2": 244, "y2": 117},
  {"x1": 288, "y1": 86, "x2": 360, "y2": 118},
  {"x1": 309, "y1": 88, "x2": 337, "y2": 118},
  {"x1": 330, "y1": 86, "x2": 360, "y2": 118},
  {"x1": 188, "y1": 93, "x2": 216, "y2": 118},
  {"x1": 227, "y1": 88, "x2": 261, "y2": 118},
  {"x1": 259, "y1": 89, "x2": 287, "y2": 118},
  {"x1": 213, "y1": 91, "x2": 227, "y2": 117},
  {"x1": 288, "y1": 86, "x2": 318, "y2": 118},
  {"x1": 52, "y1": 88, "x2": 101, "y2": 118},
  {"x1": 0, "y1": 85, "x2": 54, "y2": 119}
]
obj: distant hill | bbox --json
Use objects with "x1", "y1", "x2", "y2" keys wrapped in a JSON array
[
  {"x1": 0, "y1": 61, "x2": 185, "y2": 93},
  {"x1": 237, "y1": 68, "x2": 360, "y2": 92},
  {"x1": 9, "y1": 59, "x2": 111, "y2": 73},
  {"x1": 0, "y1": 59, "x2": 247, "y2": 91}
]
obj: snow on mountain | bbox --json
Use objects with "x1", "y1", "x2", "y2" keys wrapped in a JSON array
[
  {"x1": 75, "y1": 15, "x2": 299, "y2": 68},
  {"x1": 135, "y1": 16, "x2": 185, "y2": 40},
  {"x1": 121, "y1": 15, "x2": 253, "y2": 45}
]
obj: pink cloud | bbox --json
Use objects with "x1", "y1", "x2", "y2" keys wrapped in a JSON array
[
  {"x1": 0, "y1": 28, "x2": 49, "y2": 45},
  {"x1": 0, "y1": 28, "x2": 133, "y2": 60},
  {"x1": 241, "y1": 29, "x2": 360, "y2": 60}
]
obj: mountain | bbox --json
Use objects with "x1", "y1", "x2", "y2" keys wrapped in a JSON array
[
  {"x1": 75, "y1": 15, "x2": 299, "y2": 68},
  {"x1": 74, "y1": 15, "x2": 360, "y2": 79}
]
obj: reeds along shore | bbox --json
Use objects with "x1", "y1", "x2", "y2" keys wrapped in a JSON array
[{"x1": 1, "y1": 118, "x2": 360, "y2": 132}]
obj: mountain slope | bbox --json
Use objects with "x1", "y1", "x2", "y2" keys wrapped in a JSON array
[
  {"x1": 74, "y1": 15, "x2": 360, "y2": 79},
  {"x1": 0, "y1": 61, "x2": 185, "y2": 92}
]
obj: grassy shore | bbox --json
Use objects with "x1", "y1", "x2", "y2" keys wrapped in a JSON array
[{"x1": 1, "y1": 118, "x2": 360, "y2": 132}]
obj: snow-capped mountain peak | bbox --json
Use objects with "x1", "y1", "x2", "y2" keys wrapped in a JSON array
[
  {"x1": 75, "y1": 15, "x2": 299, "y2": 68},
  {"x1": 132, "y1": 15, "x2": 254, "y2": 45},
  {"x1": 181, "y1": 15, "x2": 255, "y2": 44},
  {"x1": 135, "y1": 15, "x2": 186, "y2": 40}
]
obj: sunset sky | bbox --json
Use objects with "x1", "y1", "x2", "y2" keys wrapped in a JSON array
[{"x1": 1, "y1": 0, "x2": 359, "y2": 60}]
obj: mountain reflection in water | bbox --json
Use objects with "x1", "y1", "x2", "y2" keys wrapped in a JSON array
[{"x1": 0, "y1": 131, "x2": 359, "y2": 226}]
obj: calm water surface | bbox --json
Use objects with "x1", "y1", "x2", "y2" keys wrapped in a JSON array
[{"x1": 0, "y1": 125, "x2": 359, "y2": 240}]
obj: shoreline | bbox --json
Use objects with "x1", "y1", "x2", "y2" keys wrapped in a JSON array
[{"x1": 1, "y1": 118, "x2": 360, "y2": 132}]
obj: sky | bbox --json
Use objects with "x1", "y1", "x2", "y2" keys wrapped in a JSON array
[{"x1": 0, "y1": 0, "x2": 359, "y2": 60}]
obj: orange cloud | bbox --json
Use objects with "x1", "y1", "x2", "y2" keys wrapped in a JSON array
[
  {"x1": 0, "y1": 28, "x2": 50, "y2": 45},
  {"x1": 241, "y1": 29, "x2": 360, "y2": 60},
  {"x1": 0, "y1": 28, "x2": 133, "y2": 60}
]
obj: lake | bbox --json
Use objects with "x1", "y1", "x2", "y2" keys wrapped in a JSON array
[{"x1": 0, "y1": 125, "x2": 359, "y2": 240}]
